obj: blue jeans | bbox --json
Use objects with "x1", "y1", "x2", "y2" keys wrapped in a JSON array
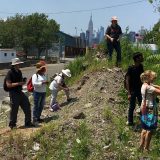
[
  {"x1": 33, "y1": 91, "x2": 46, "y2": 121},
  {"x1": 128, "y1": 92, "x2": 142, "y2": 124}
]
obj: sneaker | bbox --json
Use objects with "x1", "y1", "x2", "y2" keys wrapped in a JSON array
[
  {"x1": 126, "y1": 121, "x2": 134, "y2": 126},
  {"x1": 49, "y1": 108, "x2": 54, "y2": 112}
]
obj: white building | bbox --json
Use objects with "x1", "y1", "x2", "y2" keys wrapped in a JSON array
[
  {"x1": 133, "y1": 43, "x2": 158, "y2": 53},
  {"x1": 0, "y1": 49, "x2": 16, "y2": 63}
]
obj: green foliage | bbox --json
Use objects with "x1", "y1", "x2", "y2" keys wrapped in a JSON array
[
  {"x1": 143, "y1": 20, "x2": 160, "y2": 48},
  {"x1": 71, "y1": 122, "x2": 91, "y2": 160},
  {"x1": 113, "y1": 117, "x2": 130, "y2": 144},
  {"x1": 148, "y1": 0, "x2": 160, "y2": 12},
  {"x1": 0, "y1": 13, "x2": 60, "y2": 58},
  {"x1": 103, "y1": 107, "x2": 113, "y2": 121}
]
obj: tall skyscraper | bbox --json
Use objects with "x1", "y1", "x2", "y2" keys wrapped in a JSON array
[
  {"x1": 99, "y1": 26, "x2": 104, "y2": 42},
  {"x1": 88, "y1": 14, "x2": 93, "y2": 47}
]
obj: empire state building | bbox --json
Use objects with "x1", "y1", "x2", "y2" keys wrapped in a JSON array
[{"x1": 88, "y1": 15, "x2": 93, "y2": 47}]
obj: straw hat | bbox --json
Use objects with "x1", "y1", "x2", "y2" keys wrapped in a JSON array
[
  {"x1": 62, "y1": 69, "x2": 71, "y2": 77},
  {"x1": 36, "y1": 61, "x2": 46, "y2": 72},
  {"x1": 111, "y1": 16, "x2": 118, "y2": 21},
  {"x1": 11, "y1": 58, "x2": 24, "y2": 65}
]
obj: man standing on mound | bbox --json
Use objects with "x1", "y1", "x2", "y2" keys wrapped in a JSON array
[{"x1": 105, "y1": 16, "x2": 122, "y2": 67}]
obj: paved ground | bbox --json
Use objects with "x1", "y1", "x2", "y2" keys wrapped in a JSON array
[{"x1": 0, "y1": 59, "x2": 73, "y2": 101}]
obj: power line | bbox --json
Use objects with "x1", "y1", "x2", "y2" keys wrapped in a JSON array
[
  {"x1": 0, "y1": 0, "x2": 146, "y2": 15},
  {"x1": 50, "y1": 0, "x2": 146, "y2": 14}
]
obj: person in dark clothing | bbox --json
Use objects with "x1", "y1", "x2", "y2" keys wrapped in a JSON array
[
  {"x1": 125, "y1": 52, "x2": 144, "y2": 126},
  {"x1": 5, "y1": 58, "x2": 34, "y2": 129},
  {"x1": 105, "y1": 16, "x2": 122, "y2": 67}
]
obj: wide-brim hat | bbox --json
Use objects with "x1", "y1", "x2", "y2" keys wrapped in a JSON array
[
  {"x1": 36, "y1": 61, "x2": 46, "y2": 72},
  {"x1": 62, "y1": 69, "x2": 71, "y2": 77},
  {"x1": 11, "y1": 58, "x2": 24, "y2": 65},
  {"x1": 111, "y1": 16, "x2": 118, "y2": 21}
]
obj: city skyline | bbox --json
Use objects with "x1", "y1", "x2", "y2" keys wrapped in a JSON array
[{"x1": 0, "y1": 0, "x2": 159, "y2": 36}]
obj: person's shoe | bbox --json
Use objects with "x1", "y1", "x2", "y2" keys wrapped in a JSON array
[
  {"x1": 37, "y1": 118, "x2": 45, "y2": 123},
  {"x1": 9, "y1": 125, "x2": 17, "y2": 130},
  {"x1": 49, "y1": 108, "x2": 54, "y2": 112},
  {"x1": 25, "y1": 122, "x2": 35, "y2": 128},
  {"x1": 126, "y1": 121, "x2": 134, "y2": 126},
  {"x1": 116, "y1": 62, "x2": 121, "y2": 68}
]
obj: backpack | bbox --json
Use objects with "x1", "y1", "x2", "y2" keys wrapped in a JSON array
[
  {"x1": 3, "y1": 77, "x2": 10, "y2": 92},
  {"x1": 27, "y1": 77, "x2": 34, "y2": 92},
  {"x1": 27, "y1": 74, "x2": 38, "y2": 92}
]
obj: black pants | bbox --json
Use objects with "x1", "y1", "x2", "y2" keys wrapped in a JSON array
[
  {"x1": 107, "y1": 41, "x2": 121, "y2": 63},
  {"x1": 128, "y1": 92, "x2": 142, "y2": 124},
  {"x1": 9, "y1": 91, "x2": 31, "y2": 127}
]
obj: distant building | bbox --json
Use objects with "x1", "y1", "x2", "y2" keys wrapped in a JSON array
[
  {"x1": 133, "y1": 43, "x2": 158, "y2": 53},
  {"x1": 86, "y1": 30, "x2": 90, "y2": 47},
  {"x1": 99, "y1": 26, "x2": 104, "y2": 42},
  {"x1": 0, "y1": 49, "x2": 16, "y2": 63},
  {"x1": 88, "y1": 15, "x2": 93, "y2": 47},
  {"x1": 57, "y1": 31, "x2": 86, "y2": 57},
  {"x1": 80, "y1": 32, "x2": 85, "y2": 41},
  {"x1": 128, "y1": 31, "x2": 136, "y2": 42}
]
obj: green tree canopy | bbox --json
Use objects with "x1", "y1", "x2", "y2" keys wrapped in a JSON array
[
  {"x1": 0, "y1": 13, "x2": 60, "y2": 58},
  {"x1": 143, "y1": 21, "x2": 160, "y2": 48},
  {"x1": 149, "y1": 0, "x2": 160, "y2": 12}
]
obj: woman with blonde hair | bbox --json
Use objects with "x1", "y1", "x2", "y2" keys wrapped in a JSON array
[{"x1": 139, "y1": 70, "x2": 160, "y2": 151}]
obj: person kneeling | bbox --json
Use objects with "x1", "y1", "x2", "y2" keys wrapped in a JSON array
[{"x1": 49, "y1": 69, "x2": 71, "y2": 111}]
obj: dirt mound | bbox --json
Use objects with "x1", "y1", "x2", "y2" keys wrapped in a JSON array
[{"x1": 0, "y1": 67, "x2": 132, "y2": 159}]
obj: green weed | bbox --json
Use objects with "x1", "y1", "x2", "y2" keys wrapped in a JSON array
[{"x1": 71, "y1": 122, "x2": 91, "y2": 160}]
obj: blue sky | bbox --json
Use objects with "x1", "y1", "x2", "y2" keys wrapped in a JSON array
[{"x1": 0, "y1": 0, "x2": 159, "y2": 36}]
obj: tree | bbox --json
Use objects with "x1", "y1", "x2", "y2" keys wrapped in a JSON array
[
  {"x1": 143, "y1": 21, "x2": 160, "y2": 48},
  {"x1": 0, "y1": 13, "x2": 60, "y2": 58},
  {"x1": 149, "y1": 0, "x2": 160, "y2": 12},
  {"x1": 22, "y1": 13, "x2": 59, "y2": 58}
]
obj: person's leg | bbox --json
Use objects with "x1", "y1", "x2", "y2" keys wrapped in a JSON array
[
  {"x1": 139, "y1": 129, "x2": 146, "y2": 150},
  {"x1": 137, "y1": 92, "x2": 142, "y2": 106},
  {"x1": 33, "y1": 91, "x2": 40, "y2": 122},
  {"x1": 63, "y1": 89, "x2": 70, "y2": 101},
  {"x1": 128, "y1": 93, "x2": 136, "y2": 125},
  {"x1": 9, "y1": 92, "x2": 20, "y2": 128},
  {"x1": 114, "y1": 42, "x2": 121, "y2": 66},
  {"x1": 38, "y1": 92, "x2": 46, "y2": 120},
  {"x1": 107, "y1": 42, "x2": 113, "y2": 60},
  {"x1": 20, "y1": 92, "x2": 32, "y2": 126},
  {"x1": 144, "y1": 131, "x2": 152, "y2": 151},
  {"x1": 50, "y1": 89, "x2": 58, "y2": 107}
]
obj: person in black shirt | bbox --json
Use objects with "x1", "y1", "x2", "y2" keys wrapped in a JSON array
[
  {"x1": 105, "y1": 16, "x2": 122, "y2": 67},
  {"x1": 5, "y1": 58, "x2": 34, "y2": 129},
  {"x1": 125, "y1": 52, "x2": 144, "y2": 126}
]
